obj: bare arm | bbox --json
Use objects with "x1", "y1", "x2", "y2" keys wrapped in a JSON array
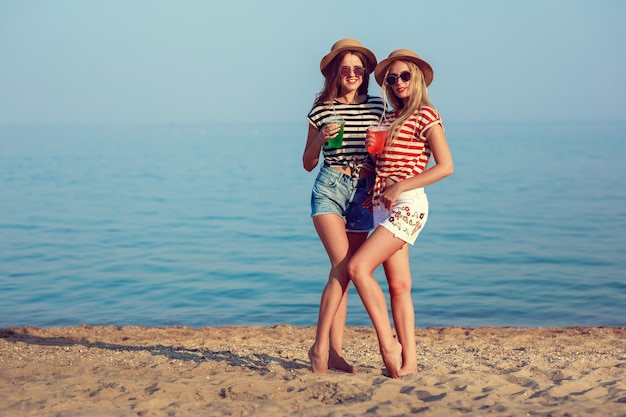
[
  {"x1": 302, "y1": 122, "x2": 340, "y2": 172},
  {"x1": 381, "y1": 123, "x2": 454, "y2": 208}
]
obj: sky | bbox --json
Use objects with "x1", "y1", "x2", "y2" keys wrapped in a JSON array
[{"x1": 0, "y1": 0, "x2": 624, "y2": 125}]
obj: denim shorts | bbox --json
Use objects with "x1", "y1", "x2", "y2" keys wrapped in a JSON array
[
  {"x1": 373, "y1": 188, "x2": 429, "y2": 245},
  {"x1": 311, "y1": 163, "x2": 374, "y2": 233}
]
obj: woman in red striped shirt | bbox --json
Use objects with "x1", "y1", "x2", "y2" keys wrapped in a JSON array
[{"x1": 347, "y1": 49, "x2": 454, "y2": 378}]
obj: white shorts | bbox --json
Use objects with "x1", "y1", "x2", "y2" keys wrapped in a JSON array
[{"x1": 373, "y1": 188, "x2": 429, "y2": 245}]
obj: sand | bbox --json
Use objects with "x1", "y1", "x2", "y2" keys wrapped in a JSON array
[{"x1": 1, "y1": 325, "x2": 625, "y2": 416}]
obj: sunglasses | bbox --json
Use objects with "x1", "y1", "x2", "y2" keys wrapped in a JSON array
[
  {"x1": 386, "y1": 71, "x2": 411, "y2": 86},
  {"x1": 340, "y1": 66, "x2": 366, "y2": 77}
]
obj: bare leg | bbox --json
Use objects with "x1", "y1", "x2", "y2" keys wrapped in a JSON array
[
  {"x1": 347, "y1": 227, "x2": 405, "y2": 378},
  {"x1": 309, "y1": 275, "x2": 346, "y2": 373},
  {"x1": 383, "y1": 244, "x2": 418, "y2": 376},
  {"x1": 308, "y1": 214, "x2": 355, "y2": 373},
  {"x1": 327, "y1": 287, "x2": 354, "y2": 372},
  {"x1": 309, "y1": 273, "x2": 347, "y2": 373},
  {"x1": 327, "y1": 230, "x2": 368, "y2": 372}
]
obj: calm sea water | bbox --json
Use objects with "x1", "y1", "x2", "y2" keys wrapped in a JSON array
[{"x1": 1, "y1": 121, "x2": 625, "y2": 328}]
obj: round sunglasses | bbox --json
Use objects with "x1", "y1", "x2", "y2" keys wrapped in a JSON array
[
  {"x1": 340, "y1": 66, "x2": 366, "y2": 77},
  {"x1": 386, "y1": 71, "x2": 411, "y2": 86}
]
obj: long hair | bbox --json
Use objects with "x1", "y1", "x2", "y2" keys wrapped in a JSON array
[
  {"x1": 314, "y1": 51, "x2": 372, "y2": 106},
  {"x1": 381, "y1": 61, "x2": 434, "y2": 145}
]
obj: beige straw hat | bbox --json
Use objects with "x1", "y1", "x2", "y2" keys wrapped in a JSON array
[
  {"x1": 374, "y1": 49, "x2": 434, "y2": 87},
  {"x1": 319, "y1": 38, "x2": 377, "y2": 77}
]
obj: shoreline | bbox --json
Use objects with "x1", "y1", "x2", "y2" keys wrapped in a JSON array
[{"x1": 2, "y1": 325, "x2": 625, "y2": 416}]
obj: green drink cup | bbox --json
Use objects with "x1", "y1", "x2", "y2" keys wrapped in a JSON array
[{"x1": 325, "y1": 116, "x2": 345, "y2": 148}]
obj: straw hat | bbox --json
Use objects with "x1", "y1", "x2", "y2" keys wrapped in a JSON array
[
  {"x1": 374, "y1": 49, "x2": 434, "y2": 87},
  {"x1": 319, "y1": 38, "x2": 377, "y2": 77}
]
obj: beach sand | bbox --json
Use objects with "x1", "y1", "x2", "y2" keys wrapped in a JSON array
[{"x1": 1, "y1": 325, "x2": 625, "y2": 416}]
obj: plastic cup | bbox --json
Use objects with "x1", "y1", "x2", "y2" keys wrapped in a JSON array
[
  {"x1": 366, "y1": 125, "x2": 388, "y2": 155},
  {"x1": 325, "y1": 116, "x2": 345, "y2": 148}
]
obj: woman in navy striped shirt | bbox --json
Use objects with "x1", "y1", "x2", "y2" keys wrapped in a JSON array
[{"x1": 303, "y1": 39, "x2": 384, "y2": 374}]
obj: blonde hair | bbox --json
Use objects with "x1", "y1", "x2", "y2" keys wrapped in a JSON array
[{"x1": 381, "y1": 61, "x2": 434, "y2": 146}]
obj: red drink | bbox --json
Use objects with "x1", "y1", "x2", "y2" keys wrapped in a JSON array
[{"x1": 366, "y1": 125, "x2": 387, "y2": 155}]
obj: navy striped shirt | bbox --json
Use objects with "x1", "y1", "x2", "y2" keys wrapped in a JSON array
[{"x1": 307, "y1": 96, "x2": 385, "y2": 172}]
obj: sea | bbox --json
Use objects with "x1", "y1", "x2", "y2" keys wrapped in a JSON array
[{"x1": 1, "y1": 121, "x2": 625, "y2": 329}]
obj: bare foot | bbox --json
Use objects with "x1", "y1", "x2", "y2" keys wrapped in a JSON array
[
  {"x1": 328, "y1": 351, "x2": 357, "y2": 373},
  {"x1": 381, "y1": 341, "x2": 403, "y2": 378},
  {"x1": 308, "y1": 345, "x2": 329, "y2": 374},
  {"x1": 398, "y1": 364, "x2": 418, "y2": 377}
]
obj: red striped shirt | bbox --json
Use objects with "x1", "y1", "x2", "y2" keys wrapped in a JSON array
[{"x1": 372, "y1": 106, "x2": 442, "y2": 206}]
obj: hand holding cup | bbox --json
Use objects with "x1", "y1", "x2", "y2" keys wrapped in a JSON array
[
  {"x1": 366, "y1": 124, "x2": 387, "y2": 156},
  {"x1": 324, "y1": 116, "x2": 345, "y2": 148}
]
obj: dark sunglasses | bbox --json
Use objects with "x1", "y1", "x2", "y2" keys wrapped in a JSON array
[
  {"x1": 340, "y1": 66, "x2": 366, "y2": 77},
  {"x1": 386, "y1": 71, "x2": 411, "y2": 86}
]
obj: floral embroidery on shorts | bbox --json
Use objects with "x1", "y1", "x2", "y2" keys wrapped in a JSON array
[{"x1": 388, "y1": 206, "x2": 426, "y2": 236}]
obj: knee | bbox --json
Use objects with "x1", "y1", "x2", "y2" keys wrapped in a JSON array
[
  {"x1": 388, "y1": 279, "x2": 412, "y2": 298},
  {"x1": 329, "y1": 262, "x2": 348, "y2": 282},
  {"x1": 346, "y1": 259, "x2": 362, "y2": 284}
]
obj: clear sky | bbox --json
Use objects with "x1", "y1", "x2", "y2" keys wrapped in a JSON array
[{"x1": 1, "y1": 0, "x2": 624, "y2": 125}]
